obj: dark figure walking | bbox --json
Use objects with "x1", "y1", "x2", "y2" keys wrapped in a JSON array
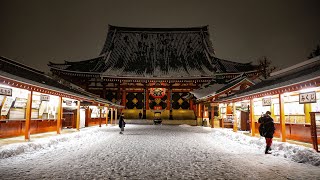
[
  {"x1": 139, "y1": 111, "x2": 142, "y2": 119},
  {"x1": 119, "y1": 113, "x2": 126, "y2": 134},
  {"x1": 258, "y1": 111, "x2": 275, "y2": 154}
]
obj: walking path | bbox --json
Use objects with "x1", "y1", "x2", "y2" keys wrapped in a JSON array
[{"x1": 0, "y1": 125, "x2": 319, "y2": 179}]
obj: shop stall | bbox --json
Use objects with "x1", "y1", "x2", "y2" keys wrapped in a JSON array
[
  {"x1": 215, "y1": 56, "x2": 320, "y2": 150},
  {"x1": 0, "y1": 56, "x2": 119, "y2": 140}
]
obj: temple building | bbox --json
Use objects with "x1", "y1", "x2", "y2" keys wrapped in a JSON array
[{"x1": 49, "y1": 25, "x2": 259, "y2": 120}]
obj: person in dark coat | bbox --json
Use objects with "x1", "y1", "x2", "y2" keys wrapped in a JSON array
[
  {"x1": 119, "y1": 113, "x2": 126, "y2": 134},
  {"x1": 139, "y1": 111, "x2": 142, "y2": 119},
  {"x1": 259, "y1": 111, "x2": 275, "y2": 154}
]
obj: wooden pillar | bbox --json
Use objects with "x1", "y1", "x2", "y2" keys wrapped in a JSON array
[
  {"x1": 197, "y1": 104, "x2": 201, "y2": 117},
  {"x1": 270, "y1": 101, "x2": 275, "y2": 120},
  {"x1": 202, "y1": 104, "x2": 205, "y2": 125},
  {"x1": 190, "y1": 98, "x2": 193, "y2": 110},
  {"x1": 196, "y1": 103, "x2": 203, "y2": 126},
  {"x1": 211, "y1": 104, "x2": 215, "y2": 128},
  {"x1": 105, "y1": 107, "x2": 109, "y2": 126},
  {"x1": 25, "y1": 91, "x2": 33, "y2": 141},
  {"x1": 169, "y1": 87, "x2": 173, "y2": 120},
  {"x1": 310, "y1": 112, "x2": 318, "y2": 152},
  {"x1": 57, "y1": 96, "x2": 62, "y2": 134},
  {"x1": 99, "y1": 106, "x2": 102, "y2": 127},
  {"x1": 146, "y1": 89, "x2": 149, "y2": 110},
  {"x1": 114, "y1": 108, "x2": 118, "y2": 125},
  {"x1": 85, "y1": 107, "x2": 89, "y2": 127},
  {"x1": 122, "y1": 90, "x2": 126, "y2": 108},
  {"x1": 76, "y1": 100, "x2": 80, "y2": 130},
  {"x1": 110, "y1": 107, "x2": 113, "y2": 125},
  {"x1": 166, "y1": 89, "x2": 170, "y2": 110},
  {"x1": 279, "y1": 94, "x2": 286, "y2": 142},
  {"x1": 305, "y1": 103, "x2": 312, "y2": 124},
  {"x1": 102, "y1": 82, "x2": 106, "y2": 99},
  {"x1": 233, "y1": 103, "x2": 238, "y2": 132},
  {"x1": 250, "y1": 99, "x2": 255, "y2": 136},
  {"x1": 143, "y1": 86, "x2": 147, "y2": 119}
]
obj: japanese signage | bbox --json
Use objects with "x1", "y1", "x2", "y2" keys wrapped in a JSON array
[
  {"x1": 299, "y1": 91, "x2": 316, "y2": 104},
  {"x1": 262, "y1": 97, "x2": 271, "y2": 106},
  {"x1": 65, "y1": 100, "x2": 72, "y2": 106},
  {"x1": 241, "y1": 102, "x2": 248, "y2": 109},
  {"x1": 40, "y1": 94, "x2": 50, "y2": 101},
  {"x1": 0, "y1": 87, "x2": 12, "y2": 96},
  {"x1": 1, "y1": 97, "x2": 14, "y2": 116}
]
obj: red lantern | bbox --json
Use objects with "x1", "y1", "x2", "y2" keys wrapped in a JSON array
[{"x1": 150, "y1": 88, "x2": 166, "y2": 98}]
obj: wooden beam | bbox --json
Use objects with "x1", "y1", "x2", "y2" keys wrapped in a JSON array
[
  {"x1": 110, "y1": 108, "x2": 113, "y2": 125},
  {"x1": 211, "y1": 105, "x2": 214, "y2": 128},
  {"x1": 105, "y1": 107, "x2": 109, "y2": 126},
  {"x1": 146, "y1": 89, "x2": 149, "y2": 110},
  {"x1": 279, "y1": 94, "x2": 286, "y2": 142},
  {"x1": 122, "y1": 90, "x2": 126, "y2": 107},
  {"x1": 76, "y1": 100, "x2": 80, "y2": 130},
  {"x1": 166, "y1": 89, "x2": 171, "y2": 110},
  {"x1": 233, "y1": 103, "x2": 238, "y2": 132},
  {"x1": 305, "y1": 103, "x2": 312, "y2": 124},
  {"x1": 114, "y1": 109, "x2": 118, "y2": 126},
  {"x1": 57, "y1": 96, "x2": 62, "y2": 134},
  {"x1": 250, "y1": 99, "x2": 255, "y2": 136},
  {"x1": 25, "y1": 91, "x2": 33, "y2": 141},
  {"x1": 99, "y1": 107, "x2": 102, "y2": 127}
]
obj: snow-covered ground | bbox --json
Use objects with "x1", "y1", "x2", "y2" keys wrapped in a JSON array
[{"x1": 0, "y1": 124, "x2": 319, "y2": 180}]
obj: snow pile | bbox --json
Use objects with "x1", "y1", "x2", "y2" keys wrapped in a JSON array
[
  {"x1": 210, "y1": 128, "x2": 320, "y2": 166},
  {"x1": 0, "y1": 128, "x2": 108, "y2": 159}
]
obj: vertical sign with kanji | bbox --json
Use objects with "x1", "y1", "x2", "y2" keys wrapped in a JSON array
[{"x1": 299, "y1": 91, "x2": 316, "y2": 104}]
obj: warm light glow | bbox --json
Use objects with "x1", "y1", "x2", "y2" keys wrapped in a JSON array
[
  {"x1": 299, "y1": 87, "x2": 319, "y2": 93},
  {"x1": 283, "y1": 92, "x2": 293, "y2": 96},
  {"x1": 0, "y1": 84, "x2": 13, "y2": 89},
  {"x1": 262, "y1": 95, "x2": 272, "y2": 98}
]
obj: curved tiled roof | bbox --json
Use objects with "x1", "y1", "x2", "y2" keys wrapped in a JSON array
[
  {"x1": 216, "y1": 56, "x2": 320, "y2": 102},
  {"x1": 49, "y1": 25, "x2": 257, "y2": 79},
  {"x1": 0, "y1": 56, "x2": 119, "y2": 107}
]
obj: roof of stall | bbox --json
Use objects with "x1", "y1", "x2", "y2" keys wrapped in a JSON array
[
  {"x1": 0, "y1": 56, "x2": 120, "y2": 107},
  {"x1": 216, "y1": 56, "x2": 320, "y2": 102},
  {"x1": 190, "y1": 73, "x2": 255, "y2": 100}
]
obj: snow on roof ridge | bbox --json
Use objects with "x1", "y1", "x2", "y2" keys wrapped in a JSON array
[{"x1": 270, "y1": 56, "x2": 320, "y2": 77}]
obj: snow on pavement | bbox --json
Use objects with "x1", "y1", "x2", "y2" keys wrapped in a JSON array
[{"x1": 0, "y1": 124, "x2": 319, "y2": 180}]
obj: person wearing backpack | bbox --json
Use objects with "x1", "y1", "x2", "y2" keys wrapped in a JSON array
[{"x1": 259, "y1": 111, "x2": 275, "y2": 154}]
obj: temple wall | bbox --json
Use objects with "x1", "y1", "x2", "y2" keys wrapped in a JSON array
[{"x1": 122, "y1": 109, "x2": 195, "y2": 120}]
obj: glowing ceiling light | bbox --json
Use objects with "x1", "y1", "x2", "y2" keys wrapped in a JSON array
[{"x1": 299, "y1": 87, "x2": 319, "y2": 93}]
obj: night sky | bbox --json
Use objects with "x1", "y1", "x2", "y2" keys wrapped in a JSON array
[{"x1": 1, "y1": 0, "x2": 319, "y2": 73}]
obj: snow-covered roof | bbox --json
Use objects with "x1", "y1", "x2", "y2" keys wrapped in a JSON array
[
  {"x1": 0, "y1": 56, "x2": 120, "y2": 107},
  {"x1": 49, "y1": 25, "x2": 258, "y2": 79},
  {"x1": 217, "y1": 56, "x2": 320, "y2": 101}
]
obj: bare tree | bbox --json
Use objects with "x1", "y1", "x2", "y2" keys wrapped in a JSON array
[
  {"x1": 257, "y1": 56, "x2": 276, "y2": 79},
  {"x1": 308, "y1": 45, "x2": 320, "y2": 59}
]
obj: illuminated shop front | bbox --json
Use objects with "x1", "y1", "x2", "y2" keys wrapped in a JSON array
[
  {"x1": 0, "y1": 56, "x2": 122, "y2": 140},
  {"x1": 215, "y1": 56, "x2": 320, "y2": 150}
]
